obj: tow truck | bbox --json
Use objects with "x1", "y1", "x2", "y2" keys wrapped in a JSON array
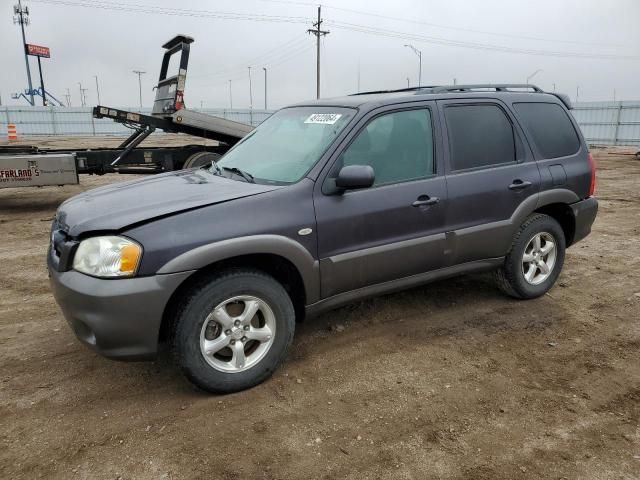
[{"x1": 0, "y1": 35, "x2": 254, "y2": 189}]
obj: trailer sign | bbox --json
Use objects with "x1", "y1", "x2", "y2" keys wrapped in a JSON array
[
  {"x1": 0, "y1": 154, "x2": 77, "y2": 189},
  {"x1": 25, "y1": 44, "x2": 51, "y2": 58}
]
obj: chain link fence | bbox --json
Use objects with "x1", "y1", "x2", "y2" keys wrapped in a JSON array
[
  {"x1": 0, "y1": 106, "x2": 274, "y2": 136},
  {"x1": 2, "y1": 102, "x2": 640, "y2": 146}
]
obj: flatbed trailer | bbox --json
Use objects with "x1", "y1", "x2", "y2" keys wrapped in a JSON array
[{"x1": 0, "y1": 34, "x2": 255, "y2": 189}]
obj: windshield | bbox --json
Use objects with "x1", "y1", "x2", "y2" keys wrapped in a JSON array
[{"x1": 216, "y1": 106, "x2": 356, "y2": 184}]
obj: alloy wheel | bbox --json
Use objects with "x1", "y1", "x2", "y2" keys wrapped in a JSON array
[{"x1": 199, "y1": 295, "x2": 276, "y2": 373}]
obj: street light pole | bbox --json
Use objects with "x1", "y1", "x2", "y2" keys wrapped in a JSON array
[
  {"x1": 404, "y1": 44, "x2": 422, "y2": 87},
  {"x1": 263, "y1": 67, "x2": 267, "y2": 110},
  {"x1": 78, "y1": 82, "x2": 84, "y2": 106},
  {"x1": 229, "y1": 80, "x2": 233, "y2": 109},
  {"x1": 132, "y1": 70, "x2": 146, "y2": 109},
  {"x1": 248, "y1": 66, "x2": 253, "y2": 109},
  {"x1": 93, "y1": 75, "x2": 101, "y2": 105}
]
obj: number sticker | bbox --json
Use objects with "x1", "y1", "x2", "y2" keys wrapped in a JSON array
[{"x1": 304, "y1": 113, "x2": 342, "y2": 125}]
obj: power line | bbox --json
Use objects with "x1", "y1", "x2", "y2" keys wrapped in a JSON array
[
  {"x1": 32, "y1": 0, "x2": 636, "y2": 61},
  {"x1": 326, "y1": 20, "x2": 640, "y2": 61},
  {"x1": 190, "y1": 41, "x2": 313, "y2": 85},
  {"x1": 30, "y1": 0, "x2": 309, "y2": 24},
  {"x1": 256, "y1": 0, "x2": 623, "y2": 48},
  {"x1": 189, "y1": 34, "x2": 307, "y2": 80}
]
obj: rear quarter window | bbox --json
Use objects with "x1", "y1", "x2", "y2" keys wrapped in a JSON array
[{"x1": 513, "y1": 102, "x2": 580, "y2": 159}]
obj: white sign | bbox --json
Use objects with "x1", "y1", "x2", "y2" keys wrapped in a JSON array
[{"x1": 304, "y1": 113, "x2": 342, "y2": 125}]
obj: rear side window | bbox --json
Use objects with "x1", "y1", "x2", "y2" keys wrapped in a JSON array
[
  {"x1": 513, "y1": 102, "x2": 580, "y2": 159},
  {"x1": 445, "y1": 104, "x2": 516, "y2": 171}
]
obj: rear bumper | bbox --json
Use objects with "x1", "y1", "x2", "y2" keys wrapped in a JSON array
[
  {"x1": 570, "y1": 196, "x2": 598, "y2": 245},
  {"x1": 48, "y1": 252, "x2": 193, "y2": 360}
]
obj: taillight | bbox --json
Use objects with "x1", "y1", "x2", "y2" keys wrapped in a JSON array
[
  {"x1": 175, "y1": 91, "x2": 184, "y2": 111},
  {"x1": 587, "y1": 152, "x2": 596, "y2": 197}
]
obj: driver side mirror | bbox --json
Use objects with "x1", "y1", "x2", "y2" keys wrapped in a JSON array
[{"x1": 335, "y1": 165, "x2": 375, "y2": 191}]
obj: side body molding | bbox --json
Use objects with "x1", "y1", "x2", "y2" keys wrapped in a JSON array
[{"x1": 156, "y1": 235, "x2": 320, "y2": 303}]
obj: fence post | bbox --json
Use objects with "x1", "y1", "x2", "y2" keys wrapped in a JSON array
[
  {"x1": 50, "y1": 106, "x2": 58, "y2": 135},
  {"x1": 90, "y1": 108, "x2": 96, "y2": 136},
  {"x1": 612, "y1": 102, "x2": 622, "y2": 146}
]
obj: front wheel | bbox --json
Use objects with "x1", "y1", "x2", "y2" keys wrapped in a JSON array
[
  {"x1": 495, "y1": 214, "x2": 566, "y2": 299},
  {"x1": 173, "y1": 269, "x2": 295, "y2": 393}
]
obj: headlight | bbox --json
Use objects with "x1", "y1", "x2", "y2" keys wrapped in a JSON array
[{"x1": 73, "y1": 236, "x2": 142, "y2": 278}]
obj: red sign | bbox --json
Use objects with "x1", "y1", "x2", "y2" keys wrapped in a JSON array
[{"x1": 25, "y1": 44, "x2": 50, "y2": 58}]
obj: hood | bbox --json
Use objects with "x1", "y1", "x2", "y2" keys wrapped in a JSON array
[{"x1": 56, "y1": 168, "x2": 282, "y2": 236}]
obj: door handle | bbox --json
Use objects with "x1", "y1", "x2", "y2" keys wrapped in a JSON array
[
  {"x1": 412, "y1": 195, "x2": 439, "y2": 207},
  {"x1": 509, "y1": 180, "x2": 532, "y2": 191}
]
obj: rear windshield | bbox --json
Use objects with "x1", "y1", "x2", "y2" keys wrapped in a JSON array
[{"x1": 513, "y1": 102, "x2": 580, "y2": 159}]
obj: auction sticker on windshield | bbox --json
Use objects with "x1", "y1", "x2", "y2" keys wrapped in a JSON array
[{"x1": 304, "y1": 113, "x2": 342, "y2": 124}]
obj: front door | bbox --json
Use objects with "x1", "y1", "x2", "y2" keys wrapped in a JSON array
[{"x1": 313, "y1": 104, "x2": 448, "y2": 299}]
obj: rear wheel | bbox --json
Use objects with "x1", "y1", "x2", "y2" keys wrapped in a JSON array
[
  {"x1": 183, "y1": 151, "x2": 221, "y2": 169},
  {"x1": 495, "y1": 214, "x2": 566, "y2": 299},
  {"x1": 173, "y1": 269, "x2": 295, "y2": 393}
]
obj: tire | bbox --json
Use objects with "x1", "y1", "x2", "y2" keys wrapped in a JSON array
[
  {"x1": 183, "y1": 151, "x2": 221, "y2": 169},
  {"x1": 173, "y1": 269, "x2": 295, "y2": 393},
  {"x1": 494, "y1": 214, "x2": 566, "y2": 299}
]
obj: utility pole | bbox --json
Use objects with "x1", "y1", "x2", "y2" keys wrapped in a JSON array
[
  {"x1": 37, "y1": 56, "x2": 46, "y2": 105},
  {"x1": 133, "y1": 70, "x2": 146, "y2": 109},
  {"x1": 263, "y1": 67, "x2": 267, "y2": 110},
  {"x1": 307, "y1": 5, "x2": 329, "y2": 99},
  {"x1": 576, "y1": 85, "x2": 580, "y2": 103},
  {"x1": 453, "y1": 78, "x2": 457, "y2": 85},
  {"x1": 81, "y1": 87, "x2": 89, "y2": 107},
  {"x1": 406, "y1": 77, "x2": 410, "y2": 88},
  {"x1": 229, "y1": 79, "x2": 233, "y2": 109},
  {"x1": 404, "y1": 44, "x2": 422, "y2": 87},
  {"x1": 13, "y1": 0, "x2": 34, "y2": 105},
  {"x1": 64, "y1": 88, "x2": 71, "y2": 107},
  {"x1": 93, "y1": 75, "x2": 101, "y2": 105},
  {"x1": 78, "y1": 82, "x2": 84, "y2": 106}
]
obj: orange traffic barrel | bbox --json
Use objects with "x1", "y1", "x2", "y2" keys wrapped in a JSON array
[{"x1": 7, "y1": 124, "x2": 18, "y2": 141}]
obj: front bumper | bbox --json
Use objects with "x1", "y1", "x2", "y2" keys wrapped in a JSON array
[
  {"x1": 48, "y1": 252, "x2": 193, "y2": 360},
  {"x1": 570, "y1": 196, "x2": 598, "y2": 245}
]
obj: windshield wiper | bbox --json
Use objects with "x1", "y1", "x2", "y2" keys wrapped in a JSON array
[
  {"x1": 223, "y1": 166, "x2": 255, "y2": 183},
  {"x1": 209, "y1": 159, "x2": 223, "y2": 176}
]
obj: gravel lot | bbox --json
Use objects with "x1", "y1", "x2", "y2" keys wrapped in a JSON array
[{"x1": 0, "y1": 140, "x2": 639, "y2": 479}]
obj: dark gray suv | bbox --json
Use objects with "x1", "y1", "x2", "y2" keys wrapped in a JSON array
[{"x1": 49, "y1": 84, "x2": 598, "y2": 393}]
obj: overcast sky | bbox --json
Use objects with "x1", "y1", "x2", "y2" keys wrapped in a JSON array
[{"x1": 1, "y1": 0, "x2": 639, "y2": 109}]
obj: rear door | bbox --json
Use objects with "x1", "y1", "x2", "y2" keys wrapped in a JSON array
[
  {"x1": 438, "y1": 99, "x2": 541, "y2": 264},
  {"x1": 313, "y1": 102, "x2": 448, "y2": 298}
]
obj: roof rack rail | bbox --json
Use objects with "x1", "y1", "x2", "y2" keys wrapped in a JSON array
[
  {"x1": 430, "y1": 84, "x2": 543, "y2": 93},
  {"x1": 349, "y1": 86, "x2": 440, "y2": 96}
]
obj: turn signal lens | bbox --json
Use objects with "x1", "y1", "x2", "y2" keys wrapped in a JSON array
[{"x1": 73, "y1": 236, "x2": 142, "y2": 278}]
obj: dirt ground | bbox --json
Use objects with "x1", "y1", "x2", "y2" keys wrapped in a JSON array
[{"x1": 0, "y1": 140, "x2": 639, "y2": 480}]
